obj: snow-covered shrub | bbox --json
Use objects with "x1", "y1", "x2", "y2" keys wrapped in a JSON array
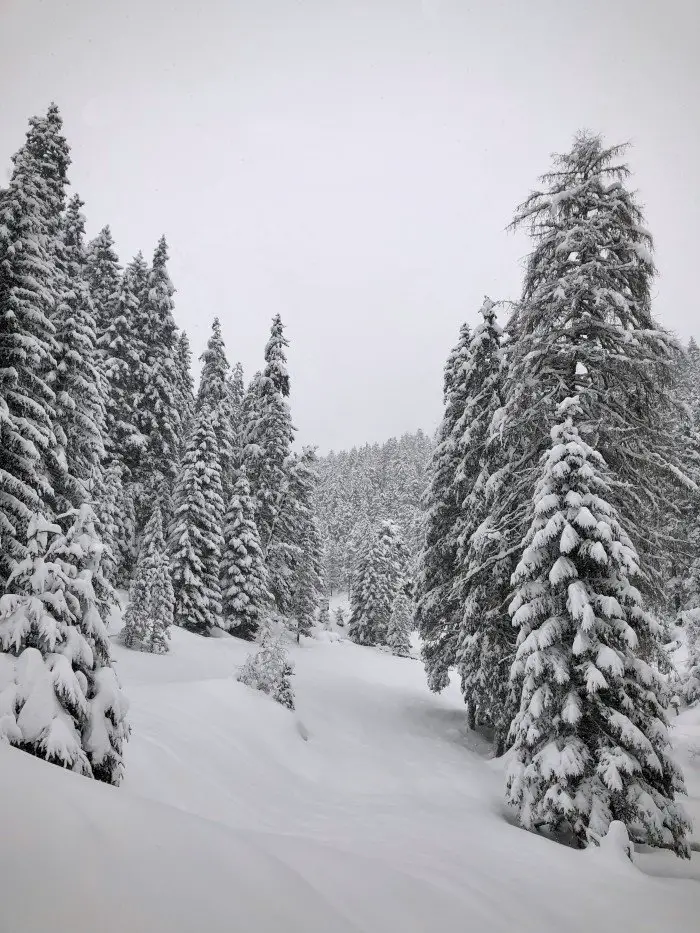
[{"x1": 237, "y1": 619, "x2": 295, "y2": 710}]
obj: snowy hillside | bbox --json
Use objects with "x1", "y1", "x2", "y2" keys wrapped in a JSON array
[{"x1": 4, "y1": 613, "x2": 699, "y2": 932}]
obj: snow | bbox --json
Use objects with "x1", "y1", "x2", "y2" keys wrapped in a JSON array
[{"x1": 2, "y1": 608, "x2": 699, "y2": 931}]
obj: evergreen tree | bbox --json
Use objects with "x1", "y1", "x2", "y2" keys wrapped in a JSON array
[
  {"x1": 175, "y1": 331, "x2": 195, "y2": 449},
  {"x1": 122, "y1": 506, "x2": 173, "y2": 653},
  {"x1": 221, "y1": 468, "x2": 271, "y2": 640},
  {"x1": 334, "y1": 606, "x2": 346, "y2": 628},
  {"x1": 51, "y1": 194, "x2": 106, "y2": 507},
  {"x1": 97, "y1": 264, "x2": 147, "y2": 475},
  {"x1": 243, "y1": 315, "x2": 295, "y2": 552},
  {"x1": 135, "y1": 236, "x2": 183, "y2": 521},
  {"x1": 0, "y1": 106, "x2": 65, "y2": 586},
  {"x1": 289, "y1": 513, "x2": 324, "y2": 643},
  {"x1": 505, "y1": 133, "x2": 688, "y2": 602},
  {"x1": 0, "y1": 508, "x2": 129, "y2": 784},
  {"x1": 684, "y1": 609, "x2": 700, "y2": 705},
  {"x1": 452, "y1": 298, "x2": 515, "y2": 746},
  {"x1": 168, "y1": 404, "x2": 224, "y2": 634},
  {"x1": 197, "y1": 318, "x2": 236, "y2": 494},
  {"x1": 387, "y1": 592, "x2": 413, "y2": 657},
  {"x1": 507, "y1": 396, "x2": 690, "y2": 856},
  {"x1": 416, "y1": 322, "x2": 472, "y2": 691},
  {"x1": 348, "y1": 527, "x2": 396, "y2": 646},
  {"x1": 237, "y1": 619, "x2": 295, "y2": 710},
  {"x1": 95, "y1": 459, "x2": 135, "y2": 587},
  {"x1": 85, "y1": 225, "x2": 121, "y2": 342}
]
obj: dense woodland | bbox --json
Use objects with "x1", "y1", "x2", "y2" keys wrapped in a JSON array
[{"x1": 1, "y1": 107, "x2": 699, "y2": 859}]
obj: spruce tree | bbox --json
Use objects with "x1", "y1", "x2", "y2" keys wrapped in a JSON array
[
  {"x1": 334, "y1": 606, "x2": 346, "y2": 627},
  {"x1": 168, "y1": 404, "x2": 224, "y2": 634},
  {"x1": 416, "y1": 322, "x2": 472, "y2": 691},
  {"x1": 506, "y1": 133, "x2": 687, "y2": 599},
  {"x1": 387, "y1": 592, "x2": 413, "y2": 657},
  {"x1": 452, "y1": 298, "x2": 515, "y2": 745},
  {"x1": 123, "y1": 506, "x2": 173, "y2": 653},
  {"x1": 0, "y1": 107, "x2": 64, "y2": 586},
  {"x1": 51, "y1": 194, "x2": 106, "y2": 507},
  {"x1": 507, "y1": 396, "x2": 690, "y2": 856},
  {"x1": 349, "y1": 527, "x2": 395, "y2": 646},
  {"x1": 243, "y1": 315, "x2": 295, "y2": 552},
  {"x1": 98, "y1": 264, "x2": 146, "y2": 475},
  {"x1": 135, "y1": 237, "x2": 183, "y2": 521},
  {"x1": 197, "y1": 318, "x2": 236, "y2": 494},
  {"x1": 95, "y1": 459, "x2": 135, "y2": 588},
  {"x1": 0, "y1": 508, "x2": 129, "y2": 784},
  {"x1": 175, "y1": 330, "x2": 195, "y2": 450},
  {"x1": 86, "y1": 225, "x2": 121, "y2": 343},
  {"x1": 221, "y1": 468, "x2": 271, "y2": 640}
]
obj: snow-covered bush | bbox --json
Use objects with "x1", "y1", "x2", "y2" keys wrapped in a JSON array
[{"x1": 237, "y1": 619, "x2": 295, "y2": 710}]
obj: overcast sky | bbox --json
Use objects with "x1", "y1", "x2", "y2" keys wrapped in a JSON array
[{"x1": 1, "y1": 0, "x2": 699, "y2": 452}]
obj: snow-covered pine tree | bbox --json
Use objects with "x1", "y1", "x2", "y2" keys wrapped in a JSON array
[
  {"x1": 415, "y1": 322, "x2": 472, "y2": 691},
  {"x1": 334, "y1": 606, "x2": 346, "y2": 627},
  {"x1": 452, "y1": 298, "x2": 515, "y2": 746},
  {"x1": 168, "y1": 403, "x2": 224, "y2": 634},
  {"x1": 97, "y1": 263, "x2": 147, "y2": 475},
  {"x1": 86, "y1": 225, "x2": 121, "y2": 343},
  {"x1": 50, "y1": 194, "x2": 106, "y2": 509},
  {"x1": 0, "y1": 107, "x2": 65, "y2": 587},
  {"x1": 507, "y1": 395, "x2": 690, "y2": 856},
  {"x1": 348, "y1": 527, "x2": 396, "y2": 646},
  {"x1": 221, "y1": 467, "x2": 272, "y2": 640},
  {"x1": 134, "y1": 236, "x2": 183, "y2": 524},
  {"x1": 0, "y1": 507, "x2": 129, "y2": 784},
  {"x1": 122, "y1": 505, "x2": 173, "y2": 653},
  {"x1": 289, "y1": 512, "x2": 325, "y2": 642},
  {"x1": 506, "y1": 132, "x2": 689, "y2": 605},
  {"x1": 237, "y1": 618, "x2": 295, "y2": 710},
  {"x1": 197, "y1": 318, "x2": 237, "y2": 495},
  {"x1": 387, "y1": 592, "x2": 413, "y2": 657},
  {"x1": 243, "y1": 315, "x2": 295, "y2": 553},
  {"x1": 95, "y1": 459, "x2": 135, "y2": 588},
  {"x1": 319, "y1": 599, "x2": 331, "y2": 630},
  {"x1": 175, "y1": 331, "x2": 195, "y2": 451},
  {"x1": 377, "y1": 518, "x2": 409, "y2": 597},
  {"x1": 684, "y1": 608, "x2": 700, "y2": 704}
]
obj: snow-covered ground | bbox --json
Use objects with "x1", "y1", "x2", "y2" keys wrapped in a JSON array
[{"x1": 2, "y1": 607, "x2": 700, "y2": 931}]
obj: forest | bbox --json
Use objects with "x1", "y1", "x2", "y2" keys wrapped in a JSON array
[{"x1": 1, "y1": 102, "x2": 699, "y2": 914}]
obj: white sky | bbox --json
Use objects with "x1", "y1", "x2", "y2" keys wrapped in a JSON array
[{"x1": 1, "y1": 0, "x2": 699, "y2": 452}]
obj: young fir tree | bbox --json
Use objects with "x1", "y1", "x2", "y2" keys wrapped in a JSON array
[
  {"x1": 86, "y1": 225, "x2": 122, "y2": 343},
  {"x1": 0, "y1": 508, "x2": 130, "y2": 784},
  {"x1": 243, "y1": 315, "x2": 296, "y2": 553},
  {"x1": 134, "y1": 236, "x2": 183, "y2": 522},
  {"x1": 97, "y1": 264, "x2": 147, "y2": 475},
  {"x1": 122, "y1": 506, "x2": 173, "y2": 653},
  {"x1": 334, "y1": 606, "x2": 346, "y2": 628},
  {"x1": 387, "y1": 592, "x2": 413, "y2": 657},
  {"x1": 507, "y1": 396, "x2": 690, "y2": 856},
  {"x1": 197, "y1": 318, "x2": 237, "y2": 494},
  {"x1": 415, "y1": 322, "x2": 472, "y2": 691},
  {"x1": 452, "y1": 299, "x2": 515, "y2": 746},
  {"x1": 168, "y1": 404, "x2": 225, "y2": 634},
  {"x1": 237, "y1": 618, "x2": 295, "y2": 711},
  {"x1": 175, "y1": 331, "x2": 195, "y2": 451},
  {"x1": 0, "y1": 106, "x2": 66, "y2": 587},
  {"x1": 95, "y1": 459, "x2": 135, "y2": 587},
  {"x1": 270, "y1": 447, "x2": 322, "y2": 620},
  {"x1": 221, "y1": 468, "x2": 272, "y2": 640},
  {"x1": 51, "y1": 194, "x2": 106, "y2": 508},
  {"x1": 348, "y1": 527, "x2": 396, "y2": 646}
]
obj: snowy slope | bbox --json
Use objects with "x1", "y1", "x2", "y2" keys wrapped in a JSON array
[{"x1": 3, "y1": 617, "x2": 700, "y2": 931}]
